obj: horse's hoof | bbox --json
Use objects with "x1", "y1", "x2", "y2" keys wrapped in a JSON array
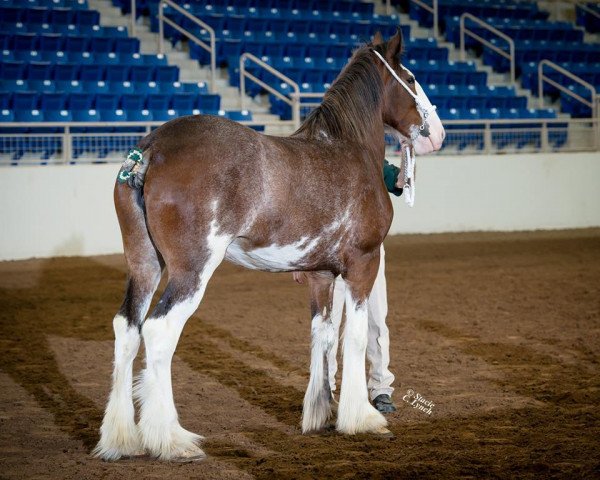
[
  {"x1": 171, "y1": 446, "x2": 206, "y2": 463},
  {"x1": 121, "y1": 450, "x2": 148, "y2": 460},
  {"x1": 373, "y1": 394, "x2": 397, "y2": 414},
  {"x1": 372, "y1": 425, "x2": 395, "y2": 438}
]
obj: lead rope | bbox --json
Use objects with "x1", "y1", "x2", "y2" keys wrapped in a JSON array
[
  {"x1": 372, "y1": 49, "x2": 433, "y2": 207},
  {"x1": 403, "y1": 143, "x2": 415, "y2": 207}
]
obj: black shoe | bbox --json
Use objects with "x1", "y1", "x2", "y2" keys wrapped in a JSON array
[{"x1": 373, "y1": 394, "x2": 396, "y2": 413}]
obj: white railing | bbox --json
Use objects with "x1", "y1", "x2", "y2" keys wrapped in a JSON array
[
  {"x1": 0, "y1": 118, "x2": 597, "y2": 165},
  {"x1": 538, "y1": 60, "x2": 598, "y2": 119},
  {"x1": 460, "y1": 13, "x2": 516, "y2": 84},
  {"x1": 410, "y1": 0, "x2": 439, "y2": 38},
  {"x1": 157, "y1": 0, "x2": 216, "y2": 93},
  {"x1": 239, "y1": 53, "x2": 326, "y2": 130},
  {"x1": 577, "y1": 2, "x2": 600, "y2": 20}
]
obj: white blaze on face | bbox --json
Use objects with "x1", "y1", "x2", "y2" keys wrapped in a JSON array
[{"x1": 412, "y1": 80, "x2": 445, "y2": 155}]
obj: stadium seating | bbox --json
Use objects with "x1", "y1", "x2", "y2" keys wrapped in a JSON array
[
  {"x1": 413, "y1": 0, "x2": 598, "y2": 120},
  {"x1": 0, "y1": 0, "x2": 239, "y2": 161}
]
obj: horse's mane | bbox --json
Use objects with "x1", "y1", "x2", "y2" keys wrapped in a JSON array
[{"x1": 293, "y1": 45, "x2": 384, "y2": 143}]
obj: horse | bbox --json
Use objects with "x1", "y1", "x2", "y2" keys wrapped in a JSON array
[{"x1": 93, "y1": 30, "x2": 445, "y2": 462}]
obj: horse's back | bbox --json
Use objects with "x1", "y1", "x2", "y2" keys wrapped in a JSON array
[{"x1": 139, "y1": 114, "x2": 392, "y2": 273}]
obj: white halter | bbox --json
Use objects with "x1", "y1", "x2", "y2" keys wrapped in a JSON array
[
  {"x1": 373, "y1": 49, "x2": 431, "y2": 207},
  {"x1": 371, "y1": 49, "x2": 437, "y2": 130}
]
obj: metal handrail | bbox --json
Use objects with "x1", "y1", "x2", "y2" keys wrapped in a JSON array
[
  {"x1": 538, "y1": 59, "x2": 598, "y2": 143},
  {"x1": 578, "y1": 3, "x2": 600, "y2": 17},
  {"x1": 130, "y1": 0, "x2": 136, "y2": 36},
  {"x1": 410, "y1": 0, "x2": 439, "y2": 39},
  {"x1": 157, "y1": 0, "x2": 216, "y2": 93},
  {"x1": 460, "y1": 13, "x2": 515, "y2": 84},
  {"x1": 1, "y1": 117, "x2": 595, "y2": 128},
  {"x1": 240, "y1": 53, "x2": 302, "y2": 129}
]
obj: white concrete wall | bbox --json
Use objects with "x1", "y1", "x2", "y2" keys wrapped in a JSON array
[
  {"x1": 388, "y1": 152, "x2": 600, "y2": 234},
  {"x1": 0, "y1": 152, "x2": 599, "y2": 260}
]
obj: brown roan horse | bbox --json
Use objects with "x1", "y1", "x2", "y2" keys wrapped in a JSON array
[{"x1": 94, "y1": 31, "x2": 445, "y2": 461}]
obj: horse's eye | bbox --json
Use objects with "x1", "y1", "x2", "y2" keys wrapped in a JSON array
[{"x1": 408, "y1": 77, "x2": 415, "y2": 85}]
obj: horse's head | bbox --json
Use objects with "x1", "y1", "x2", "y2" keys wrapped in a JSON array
[{"x1": 372, "y1": 31, "x2": 445, "y2": 155}]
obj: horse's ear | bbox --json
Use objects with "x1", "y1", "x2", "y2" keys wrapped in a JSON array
[
  {"x1": 386, "y1": 28, "x2": 404, "y2": 63},
  {"x1": 372, "y1": 31, "x2": 384, "y2": 46}
]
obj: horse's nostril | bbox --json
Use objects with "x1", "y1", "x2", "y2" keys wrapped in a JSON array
[{"x1": 419, "y1": 123, "x2": 430, "y2": 137}]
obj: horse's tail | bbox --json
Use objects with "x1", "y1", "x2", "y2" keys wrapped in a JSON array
[{"x1": 113, "y1": 135, "x2": 163, "y2": 330}]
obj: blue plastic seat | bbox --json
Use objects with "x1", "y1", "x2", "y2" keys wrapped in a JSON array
[
  {"x1": 55, "y1": 79, "x2": 83, "y2": 92},
  {"x1": 95, "y1": 93, "x2": 119, "y2": 111},
  {"x1": 49, "y1": 8, "x2": 75, "y2": 25},
  {"x1": 159, "y1": 81, "x2": 185, "y2": 94},
  {"x1": 129, "y1": 65, "x2": 154, "y2": 83},
  {"x1": 41, "y1": 92, "x2": 67, "y2": 111},
  {"x1": 13, "y1": 92, "x2": 39, "y2": 110},
  {"x1": 74, "y1": 9, "x2": 100, "y2": 26},
  {"x1": 105, "y1": 65, "x2": 130, "y2": 82},
  {"x1": 72, "y1": 108, "x2": 100, "y2": 121},
  {"x1": 121, "y1": 94, "x2": 146, "y2": 111},
  {"x1": 154, "y1": 65, "x2": 178, "y2": 82},
  {"x1": 15, "y1": 109, "x2": 44, "y2": 122},
  {"x1": 80, "y1": 64, "x2": 105, "y2": 82},
  {"x1": 95, "y1": 52, "x2": 121, "y2": 65},
  {"x1": 111, "y1": 81, "x2": 134, "y2": 94},
  {"x1": 99, "y1": 108, "x2": 126, "y2": 121},
  {"x1": 68, "y1": 92, "x2": 95, "y2": 111},
  {"x1": 114, "y1": 37, "x2": 139, "y2": 54},
  {"x1": 225, "y1": 110, "x2": 252, "y2": 122},
  {"x1": 197, "y1": 94, "x2": 220, "y2": 111},
  {"x1": 0, "y1": 79, "x2": 29, "y2": 92},
  {"x1": 0, "y1": 61, "x2": 27, "y2": 79},
  {"x1": 146, "y1": 94, "x2": 171, "y2": 112},
  {"x1": 89, "y1": 36, "x2": 114, "y2": 53},
  {"x1": 64, "y1": 36, "x2": 89, "y2": 52},
  {"x1": 126, "y1": 109, "x2": 153, "y2": 122}
]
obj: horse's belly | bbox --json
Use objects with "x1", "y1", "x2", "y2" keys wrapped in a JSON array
[{"x1": 224, "y1": 237, "x2": 319, "y2": 272}]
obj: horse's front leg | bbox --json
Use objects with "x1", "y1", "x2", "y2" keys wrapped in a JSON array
[
  {"x1": 302, "y1": 271, "x2": 336, "y2": 433},
  {"x1": 337, "y1": 250, "x2": 389, "y2": 435}
]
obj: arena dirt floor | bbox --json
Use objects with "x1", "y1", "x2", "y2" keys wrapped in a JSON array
[{"x1": 0, "y1": 229, "x2": 599, "y2": 479}]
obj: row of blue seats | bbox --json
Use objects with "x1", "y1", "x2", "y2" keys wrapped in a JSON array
[
  {"x1": 520, "y1": 67, "x2": 600, "y2": 98},
  {"x1": 0, "y1": 108, "x2": 227, "y2": 123},
  {"x1": 429, "y1": 96, "x2": 527, "y2": 111},
  {"x1": 576, "y1": 3, "x2": 600, "y2": 34},
  {"x1": 155, "y1": 3, "x2": 380, "y2": 22},
  {"x1": 0, "y1": 0, "x2": 88, "y2": 8},
  {"x1": 0, "y1": 7, "x2": 100, "y2": 26},
  {"x1": 439, "y1": 107, "x2": 557, "y2": 121},
  {"x1": 238, "y1": 67, "x2": 488, "y2": 98},
  {"x1": 1, "y1": 61, "x2": 180, "y2": 82},
  {"x1": 482, "y1": 44, "x2": 600, "y2": 77},
  {"x1": 148, "y1": 1, "x2": 385, "y2": 22},
  {"x1": 446, "y1": 20, "x2": 584, "y2": 45},
  {"x1": 423, "y1": 83, "x2": 516, "y2": 98},
  {"x1": 1, "y1": 92, "x2": 221, "y2": 113},
  {"x1": 560, "y1": 90, "x2": 594, "y2": 118},
  {"x1": 0, "y1": 21, "x2": 128, "y2": 37},
  {"x1": 0, "y1": 107, "x2": 250, "y2": 125},
  {"x1": 2, "y1": 50, "x2": 167, "y2": 67},
  {"x1": 152, "y1": 12, "x2": 404, "y2": 42},
  {"x1": 411, "y1": 1, "x2": 548, "y2": 28},
  {"x1": 1, "y1": 34, "x2": 140, "y2": 54},
  {"x1": 235, "y1": 55, "x2": 474, "y2": 77},
  {"x1": 0, "y1": 78, "x2": 210, "y2": 95}
]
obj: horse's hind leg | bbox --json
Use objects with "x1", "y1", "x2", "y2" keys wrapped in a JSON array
[
  {"x1": 136, "y1": 229, "x2": 230, "y2": 461},
  {"x1": 94, "y1": 251, "x2": 162, "y2": 460},
  {"x1": 336, "y1": 251, "x2": 388, "y2": 435},
  {"x1": 302, "y1": 271, "x2": 336, "y2": 433}
]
